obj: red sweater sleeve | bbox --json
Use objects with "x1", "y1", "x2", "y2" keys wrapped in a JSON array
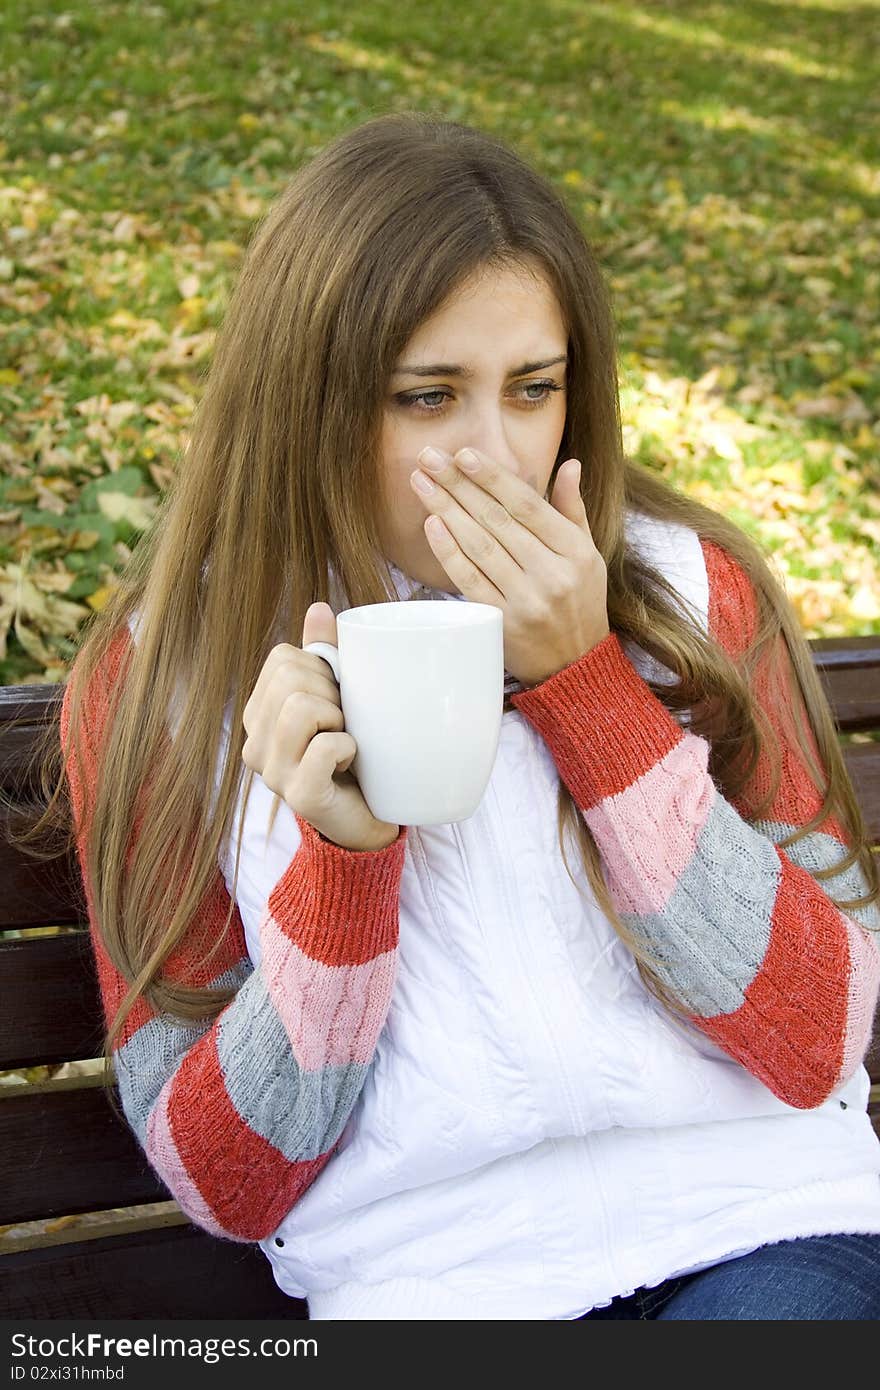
[
  {"x1": 61, "y1": 627, "x2": 408, "y2": 1242},
  {"x1": 510, "y1": 538, "x2": 880, "y2": 1108}
]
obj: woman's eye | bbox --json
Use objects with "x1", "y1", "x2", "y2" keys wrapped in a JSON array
[
  {"x1": 405, "y1": 389, "x2": 447, "y2": 411},
  {"x1": 396, "y1": 381, "x2": 563, "y2": 414}
]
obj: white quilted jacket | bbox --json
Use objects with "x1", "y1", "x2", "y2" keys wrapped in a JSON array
[{"x1": 215, "y1": 508, "x2": 880, "y2": 1320}]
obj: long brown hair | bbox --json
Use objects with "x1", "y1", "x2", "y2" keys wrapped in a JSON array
[{"x1": 7, "y1": 111, "x2": 878, "y2": 1107}]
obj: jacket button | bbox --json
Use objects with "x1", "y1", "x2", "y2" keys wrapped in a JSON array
[
  {"x1": 840, "y1": 1101, "x2": 847, "y2": 1109},
  {"x1": 274, "y1": 1237, "x2": 285, "y2": 1246}
]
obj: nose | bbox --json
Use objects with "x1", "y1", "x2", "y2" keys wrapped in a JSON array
[{"x1": 453, "y1": 409, "x2": 521, "y2": 479}]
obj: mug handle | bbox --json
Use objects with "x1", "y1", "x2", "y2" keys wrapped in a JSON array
[{"x1": 303, "y1": 641, "x2": 341, "y2": 685}]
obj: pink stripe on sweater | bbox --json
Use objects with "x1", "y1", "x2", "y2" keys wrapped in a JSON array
[
  {"x1": 260, "y1": 910, "x2": 398, "y2": 1071},
  {"x1": 584, "y1": 734, "x2": 716, "y2": 915},
  {"x1": 146, "y1": 1077, "x2": 238, "y2": 1240},
  {"x1": 839, "y1": 917, "x2": 880, "y2": 1085}
]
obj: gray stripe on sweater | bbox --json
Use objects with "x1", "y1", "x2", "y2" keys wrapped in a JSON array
[
  {"x1": 621, "y1": 792, "x2": 781, "y2": 1017},
  {"x1": 115, "y1": 957, "x2": 369, "y2": 1161},
  {"x1": 115, "y1": 960, "x2": 252, "y2": 1146},
  {"x1": 621, "y1": 802, "x2": 878, "y2": 1018},
  {"x1": 216, "y1": 967, "x2": 372, "y2": 1159},
  {"x1": 751, "y1": 822, "x2": 880, "y2": 936}
]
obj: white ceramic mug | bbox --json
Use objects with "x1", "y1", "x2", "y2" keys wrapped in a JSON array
[{"x1": 304, "y1": 600, "x2": 504, "y2": 826}]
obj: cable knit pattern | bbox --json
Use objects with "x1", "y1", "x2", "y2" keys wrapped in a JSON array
[
  {"x1": 510, "y1": 538, "x2": 880, "y2": 1110},
  {"x1": 60, "y1": 626, "x2": 408, "y2": 1243}
]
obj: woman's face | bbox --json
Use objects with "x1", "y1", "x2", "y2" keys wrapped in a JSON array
[{"x1": 377, "y1": 260, "x2": 569, "y2": 594}]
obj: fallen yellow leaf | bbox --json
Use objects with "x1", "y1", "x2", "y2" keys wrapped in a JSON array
[{"x1": 87, "y1": 585, "x2": 117, "y2": 612}]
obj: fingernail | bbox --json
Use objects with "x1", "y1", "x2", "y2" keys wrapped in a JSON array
[
  {"x1": 419, "y1": 446, "x2": 447, "y2": 472},
  {"x1": 411, "y1": 468, "x2": 435, "y2": 494}
]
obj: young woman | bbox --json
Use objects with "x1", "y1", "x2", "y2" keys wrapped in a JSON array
[{"x1": 30, "y1": 112, "x2": 880, "y2": 1319}]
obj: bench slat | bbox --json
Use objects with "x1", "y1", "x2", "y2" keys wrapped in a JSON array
[
  {"x1": 0, "y1": 1223, "x2": 307, "y2": 1319},
  {"x1": 770, "y1": 630, "x2": 878, "y2": 733},
  {"x1": 841, "y1": 742, "x2": 880, "y2": 846},
  {"x1": 0, "y1": 741, "x2": 876, "y2": 938},
  {"x1": 0, "y1": 933, "x2": 102, "y2": 1069},
  {"x1": 0, "y1": 637, "x2": 877, "y2": 790},
  {"x1": 809, "y1": 635, "x2": 880, "y2": 669},
  {"x1": 0, "y1": 834, "x2": 82, "y2": 929},
  {"x1": 2, "y1": 933, "x2": 875, "y2": 1242},
  {"x1": 0, "y1": 1086, "x2": 168, "y2": 1225},
  {"x1": 813, "y1": 665, "x2": 880, "y2": 733},
  {"x1": 2, "y1": 921, "x2": 879, "y2": 1080}
]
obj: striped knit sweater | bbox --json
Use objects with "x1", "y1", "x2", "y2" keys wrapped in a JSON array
[{"x1": 60, "y1": 539, "x2": 880, "y2": 1245}]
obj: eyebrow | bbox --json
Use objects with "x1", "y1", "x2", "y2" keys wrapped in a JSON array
[{"x1": 392, "y1": 354, "x2": 568, "y2": 379}]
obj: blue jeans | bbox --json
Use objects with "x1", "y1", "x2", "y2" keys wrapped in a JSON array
[{"x1": 575, "y1": 1233, "x2": 880, "y2": 1319}]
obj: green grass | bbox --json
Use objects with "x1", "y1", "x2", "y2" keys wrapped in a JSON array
[{"x1": 1, "y1": 0, "x2": 879, "y2": 683}]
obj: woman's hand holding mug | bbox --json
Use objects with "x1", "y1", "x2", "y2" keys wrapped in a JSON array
[{"x1": 241, "y1": 602, "x2": 401, "y2": 853}]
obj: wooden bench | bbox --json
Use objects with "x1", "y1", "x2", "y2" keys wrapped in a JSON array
[{"x1": 2, "y1": 636, "x2": 879, "y2": 1319}]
